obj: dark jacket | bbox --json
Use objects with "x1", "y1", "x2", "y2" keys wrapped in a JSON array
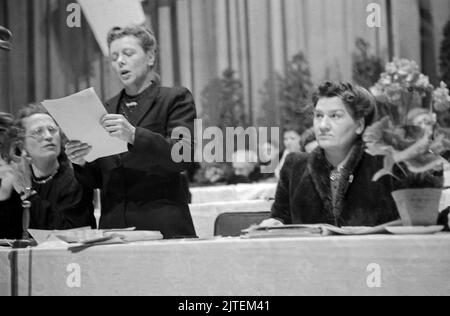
[
  {"x1": 0, "y1": 159, "x2": 96, "y2": 239},
  {"x1": 271, "y1": 142, "x2": 400, "y2": 227},
  {"x1": 75, "y1": 83, "x2": 196, "y2": 238}
]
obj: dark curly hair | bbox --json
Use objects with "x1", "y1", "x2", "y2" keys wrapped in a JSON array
[{"x1": 312, "y1": 81, "x2": 377, "y2": 127}]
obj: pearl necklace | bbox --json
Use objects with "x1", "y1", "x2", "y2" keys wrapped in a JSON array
[{"x1": 32, "y1": 167, "x2": 59, "y2": 185}]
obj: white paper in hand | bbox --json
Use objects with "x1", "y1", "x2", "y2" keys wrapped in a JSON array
[{"x1": 42, "y1": 88, "x2": 128, "y2": 162}]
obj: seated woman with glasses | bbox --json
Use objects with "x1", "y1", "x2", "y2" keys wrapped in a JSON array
[{"x1": 0, "y1": 103, "x2": 95, "y2": 239}]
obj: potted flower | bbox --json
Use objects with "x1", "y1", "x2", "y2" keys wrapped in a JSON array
[{"x1": 364, "y1": 58, "x2": 450, "y2": 226}]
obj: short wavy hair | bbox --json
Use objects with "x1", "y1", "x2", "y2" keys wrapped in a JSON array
[
  {"x1": 13, "y1": 103, "x2": 69, "y2": 163},
  {"x1": 312, "y1": 81, "x2": 377, "y2": 127},
  {"x1": 107, "y1": 24, "x2": 157, "y2": 55},
  {"x1": 15, "y1": 103, "x2": 52, "y2": 131}
]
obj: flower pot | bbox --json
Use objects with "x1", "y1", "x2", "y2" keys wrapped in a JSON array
[{"x1": 391, "y1": 189, "x2": 442, "y2": 226}]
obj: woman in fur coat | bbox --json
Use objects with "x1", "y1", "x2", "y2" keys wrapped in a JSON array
[{"x1": 262, "y1": 82, "x2": 401, "y2": 227}]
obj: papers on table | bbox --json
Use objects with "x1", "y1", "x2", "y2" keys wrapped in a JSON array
[
  {"x1": 242, "y1": 220, "x2": 404, "y2": 238},
  {"x1": 77, "y1": 0, "x2": 146, "y2": 56},
  {"x1": 0, "y1": 239, "x2": 13, "y2": 247},
  {"x1": 28, "y1": 227, "x2": 163, "y2": 250},
  {"x1": 42, "y1": 88, "x2": 128, "y2": 162}
]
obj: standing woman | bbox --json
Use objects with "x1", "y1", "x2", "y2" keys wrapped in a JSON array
[{"x1": 66, "y1": 25, "x2": 196, "y2": 238}]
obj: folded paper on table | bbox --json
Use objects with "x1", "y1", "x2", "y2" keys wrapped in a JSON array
[
  {"x1": 0, "y1": 239, "x2": 13, "y2": 247},
  {"x1": 103, "y1": 231, "x2": 163, "y2": 242},
  {"x1": 242, "y1": 219, "x2": 403, "y2": 238},
  {"x1": 28, "y1": 226, "x2": 93, "y2": 244},
  {"x1": 29, "y1": 227, "x2": 163, "y2": 246},
  {"x1": 42, "y1": 88, "x2": 128, "y2": 162}
]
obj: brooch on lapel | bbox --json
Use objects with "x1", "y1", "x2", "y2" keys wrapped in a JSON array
[
  {"x1": 125, "y1": 101, "x2": 138, "y2": 108},
  {"x1": 349, "y1": 175, "x2": 354, "y2": 183}
]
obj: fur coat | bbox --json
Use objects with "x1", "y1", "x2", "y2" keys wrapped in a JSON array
[{"x1": 271, "y1": 141, "x2": 400, "y2": 227}]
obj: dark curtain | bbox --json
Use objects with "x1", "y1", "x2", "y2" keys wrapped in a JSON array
[
  {"x1": 419, "y1": 0, "x2": 438, "y2": 85},
  {"x1": 0, "y1": 0, "x2": 124, "y2": 114}
]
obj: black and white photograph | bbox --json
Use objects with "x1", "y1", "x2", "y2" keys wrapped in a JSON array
[{"x1": 0, "y1": 0, "x2": 450, "y2": 299}]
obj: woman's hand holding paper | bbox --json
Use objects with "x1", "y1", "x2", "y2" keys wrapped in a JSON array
[
  {"x1": 65, "y1": 141, "x2": 92, "y2": 166},
  {"x1": 101, "y1": 114, "x2": 136, "y2": 145}
]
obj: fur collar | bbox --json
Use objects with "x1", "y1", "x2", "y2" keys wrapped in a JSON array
[{"x1": 307, "y1": 140, "x2": 365, "y2": 226}]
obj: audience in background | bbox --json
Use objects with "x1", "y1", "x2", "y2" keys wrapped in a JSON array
[
  {"x1": 275, "y1": 128, "x2": 302, "y2": 179},
  {"x1": 300, "y1": 127, "x2": 318, "y2": 153},
  {"x1": 258, "y1": 141, "x2": 282, "y2": 180},
  {"x1": 228, "y1": 149, "x2": 261, "y2": 184}
]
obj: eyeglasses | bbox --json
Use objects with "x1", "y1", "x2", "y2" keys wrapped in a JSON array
[{"x1": 26, "y1": 125, "x2": 60, "y2": 140}]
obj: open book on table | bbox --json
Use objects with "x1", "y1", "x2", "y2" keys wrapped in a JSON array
[{"x1": 242, "y1": 219, "x2": 403, "y2": 238}]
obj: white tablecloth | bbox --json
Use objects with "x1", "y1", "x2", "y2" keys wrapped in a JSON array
[
  {"x1": 190, "y1": 183, "x2": 277, "y2": 204},
  {"x1": 2, "y1": 234, "x2": 449, "y2": 296}
]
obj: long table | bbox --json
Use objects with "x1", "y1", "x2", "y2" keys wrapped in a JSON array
[
  {"x1": 1, "y1": 234, "x2": 449, "y2": 296},
  {"x1": 190, "y1": 183, "x2": 277, "y2": 204}
]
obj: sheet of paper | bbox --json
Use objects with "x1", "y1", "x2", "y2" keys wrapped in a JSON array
[
  {"x1": 0, "y1": 239, "x2": 13, "y2": 247},
  {"x1": 27, "y1": 229, "x2": 53, "y2": 244},
  {"x1": 77, "y1": 0, "x2": 146, "y2": 56},
  {"x1": 42, "y1": 88, "x2": 128, "y2": 162},
  {"x1": 242, "y1": 219, "x2": 404, "y2": 238}
]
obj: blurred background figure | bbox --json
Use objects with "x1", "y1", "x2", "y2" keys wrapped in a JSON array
[
  {"x1": 193, "y1": 162, "x2": 233, "y2": 186},
  {"x1": 275, "y1": 128, "x2": 302, "y2": 179},
  {"x1": 259, "y1": 141, "x2": 280, "y2": 167},
  {"x1": 228, "y1": 149, "x2": 261, "y2": 184},
  {"x1": 300, "y1": 127, "x2": 318, "y2": 153},
  {"x1": 283, "y1": 128, "x2": 302, "y2": 153},
  {"x1": 258, "y1": 140, "x2": 281, "y2": 181}
]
